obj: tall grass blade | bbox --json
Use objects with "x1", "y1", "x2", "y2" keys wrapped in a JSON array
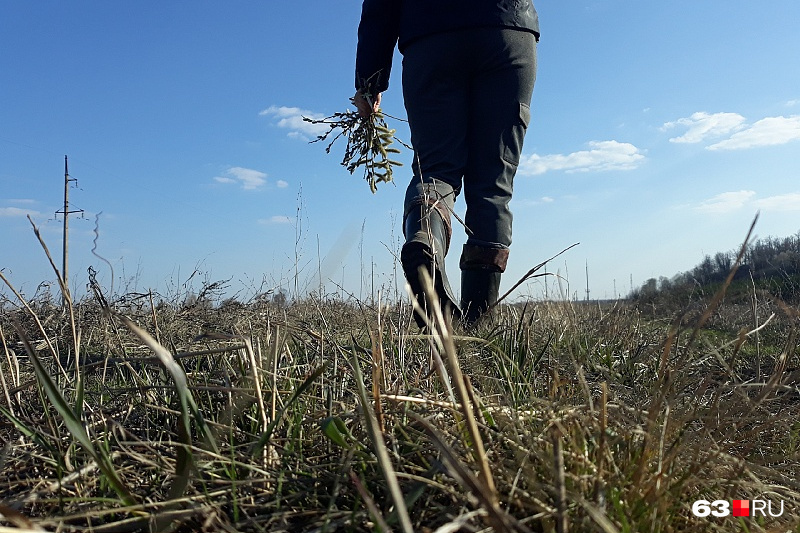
[
  {"x1": 0, "y1": 404, "x2": 59, "y2": 465},
  {"x1": 0, "y1": 326, "x2": 14, "y2": 416},
  {"x1": 115, "y1": 311, "x2": 218, "y2": 531},
  {"x1": 10, "y1": 319, "x2": 136, "y2": 506},
  {"x1": 0, "y1": 270, "x2": 69, "y2": 382},
  {"x1": 0, "y1": 503, "x2": 45, "y2": 531},
  {"x1": 26, "y1": 216, "x2": 81, "y2": 375},
  {"x1": 409, "y1": 412, "x2": 533, "y2": 533},
  {"x1": 115, "y1": 312, "x2": 219, "y2": 455},
  {"x1": 114, "y1": 310, "x2": 218, "y2": 532},
  {"x1": 349, "y1": 470, "x2": 394, "y2": 533},
  {"x1": 418, "y1": 269, "x2": 498, "y2": 502},
  {"x1": 687, "y1": 214, "x2": 758, "y2": 348},
  {"x1": 576, "y1": 498, "x2": 620, "y2": 533},
  {"x1": 251, "y1": 362, "x2": 327, "y2": 457},
  {"x1": 493, "y1": 242, "x2": 579, "y2": 308},
  {"x1": 350, "y1": 346, "x2": 414, "y2": 533},
  {"x1": 552, "y1": 427, "x2": 568, "y2": 533}
]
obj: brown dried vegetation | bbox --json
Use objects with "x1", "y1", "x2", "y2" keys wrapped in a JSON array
[{"x1": 1, "y1": 229, "x2": 799, "y2": 532}]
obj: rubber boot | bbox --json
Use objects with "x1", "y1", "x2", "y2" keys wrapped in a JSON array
[
  {"x1": 460, "y1": 270, "x2": 502, "y2": 327},
  {"x1": 401, "y1": 205, "x2": 460, "y2": 328}
]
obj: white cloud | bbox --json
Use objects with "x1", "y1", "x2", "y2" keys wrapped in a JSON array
[
  {"x1": 214, "y1": 167, "x2": 267, "y2": 190},
  {"x1": 662, "y1": 111, "x2": 746, "y2": 143},
  {"x1": 515, "y1": 196, "x2": 556, "y2": 207},
  {"x1": 694, "y1": 191, "x2": 800, "y2": 214},
  {"x1": 518, "y1": 140, "x2": 645, "y2": 176},
  {"x1": 0, "y1": 206, "x2": 40, "y2": 217},
  {"x1": 753, "y1": 193, "x2": 800, "y2": 211},
  {"x1": 276, "y1": 180, "x2": 289, "y2": 188},
  {"x1": 706, "y1": 115, "x2": 800, "y2": 151},
  {"x1": 694, "y1": 190, "x2": 756, "y2": 214},
  {"x1": 259, "y1": 105, "x2": 330, "y2": 140},
  {"x1": 664, "y1": 111, "x2": 800, "y2": 150},
  {"x1": 259, "y1": 215, "x2": 293, "y2": 225}
]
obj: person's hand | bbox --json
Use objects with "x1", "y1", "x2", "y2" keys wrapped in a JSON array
[{"x1": 353, "y1": 90, "x2": 382, "y2": 118}]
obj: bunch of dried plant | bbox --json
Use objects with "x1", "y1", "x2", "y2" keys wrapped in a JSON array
[{"x1": 304, "y1": 100, "x2": 407, "y2": 193}]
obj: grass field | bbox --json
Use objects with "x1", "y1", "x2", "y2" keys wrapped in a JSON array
[{"x1": 1, "y1": 248, "x2": 800, "y2": 532}]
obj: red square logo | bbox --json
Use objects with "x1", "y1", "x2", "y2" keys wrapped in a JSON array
[{"x1": 732, "y1": 500, "x2": 749, "y2": 517}]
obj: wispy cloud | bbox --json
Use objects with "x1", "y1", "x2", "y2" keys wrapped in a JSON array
[
  {"x1": 276, "y1": 180, "x2": 289, "y2": 188},
  {"x1": 258, "y1": 215, "x2": 293, "y2": 225},
  {"x1": 662, "y1": 111, "x2": 746, "y2": 143},
  {"x1": 753, "y1": 192, "x2": 800, "y2": 211},
  {"x1": 214, "y1": 167, "x2": 268, "y2": 190},
  {"x1": 515, "y1": 196, "x2": 556, "y2": 208},
  {"x1": 707, "y1": 115, "x2": 800, "y2": 150},
  {"x1": 518, "y1": 140, "x2": 645, "y2": 176},
  {"x1": 259, "y1": 105, "x2": 329, "y2": 140},
  {"x1": 694, "y1": 190, "x2": 800, "y2": 214},
  {"x1": 663, "y1": 111, "x2": 800, "y2": 150},
  {"x1": 0, "y1": 206, "x2": 41, "y2": 217},
  {"x1": 694, "y1": 190, "x2": 756, "y2": 214}
]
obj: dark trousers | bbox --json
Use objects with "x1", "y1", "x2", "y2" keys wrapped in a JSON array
[{"x1": 401, "y1": 27, "x2": 537, "y2": 271}]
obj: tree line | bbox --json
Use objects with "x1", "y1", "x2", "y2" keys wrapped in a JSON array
[{"x1": 631, "y1": 230, "x2": 800, "y2": 303}]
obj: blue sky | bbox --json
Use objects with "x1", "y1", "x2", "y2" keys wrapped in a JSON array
[{"x1": 2, "y1": 1, "x2": 800, "y2": 303}]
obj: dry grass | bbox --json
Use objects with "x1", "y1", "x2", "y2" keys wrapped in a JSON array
[
  {"x1": 1, "y1": 282, "x2": 798, "y2": 532},
  {"x1": 1, "y1": 225, "x2": 799, "y2": 531}
]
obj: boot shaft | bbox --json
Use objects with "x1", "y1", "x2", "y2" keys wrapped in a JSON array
[
  {"x1": 460, "y1": 269, "x2": 501, "y2": 326},
  {"x1": 402, "y1": 202, "x2": 461, "y2": 327}
]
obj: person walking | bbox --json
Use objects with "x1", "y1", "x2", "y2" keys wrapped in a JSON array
[{"x1": 354, "y1": 0, "x2": 539, "y2": 326}]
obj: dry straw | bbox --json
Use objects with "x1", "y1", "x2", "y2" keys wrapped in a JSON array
[{"x1": 1, "y1": 213, "x2": 799, "y2": 531}]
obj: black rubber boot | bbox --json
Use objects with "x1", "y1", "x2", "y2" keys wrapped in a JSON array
[
  {"x1": 460, "y1": 270, "x2": 502, "y2": 327},
  {"x1": 401, "y1": 204, "x2": 460, "y2": 328}
]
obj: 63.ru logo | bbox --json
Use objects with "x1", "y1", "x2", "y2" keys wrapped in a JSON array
[{"x1": 692, "y1": 499, "x2": 785, "y2": 518}]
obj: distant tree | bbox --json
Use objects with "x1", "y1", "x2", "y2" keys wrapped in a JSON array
[
  {"x1": 693, "y1": 255, "x2": 715, "y2": 285},
  {"x1": 714, "y1": 251, "x2": 733, "y2": 275},
  {"x1": 642, "y1": 278, "x2": 658, "y2": 297},
  {"x1": 272, "y1": 289, "x2": 288, "y2": 307},
  {"x1": 220, "y1": 297, "x2": 245, "y2": 312},
  {"x1": 182, "y1": 292, "x2": 213, "y2": 310}
]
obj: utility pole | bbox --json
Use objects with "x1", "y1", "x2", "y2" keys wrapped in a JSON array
[
  {"x1": 585, "y1": 260, "x2": 590, "y2": 302},
  {"x1": 544, "y1": 263, "x2": 548, "y2": 300},
  {"x1": 55, "y1": 155, "x2": 83, "y2": 305}
]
